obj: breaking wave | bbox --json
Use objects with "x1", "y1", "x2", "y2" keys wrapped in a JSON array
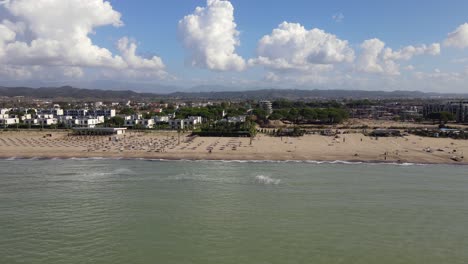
[{"x1": 255, "y1": 175, "x2": 281, "y2": 185}]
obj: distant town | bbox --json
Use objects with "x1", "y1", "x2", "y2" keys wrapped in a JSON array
[{"x1": 0, "y1": 91, "x2": 467, "y2": 140}]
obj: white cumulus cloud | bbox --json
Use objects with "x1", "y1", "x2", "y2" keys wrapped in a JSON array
[
  {"x1": 0, "y1": 0, "x2": 167, "y2": 80},
  {"x1": 357, "y1": 38, "x2": 440, "y2": 75},
  {"x1": 178, "y1": 0, "x2": 246, "y2": 71},
  {"x1": 383, "y1": 43, "x2": 440, "y2": 60},
  {"x1": 249, "y1": 22, "x2": 354, "y2": 72},
  {"x1": 444, "y1": 23, "x2": 468, "y2": 49},
  {"x1": 117, "y1": 37, "x2": 166, "y2": 73}
]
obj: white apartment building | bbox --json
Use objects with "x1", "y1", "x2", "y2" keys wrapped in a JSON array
[
  {"x1": 62, "y1": 109, "x2": 116, "y2": 118},
  {"x1": 64, "y1": 109, "x2": 88, "y2": 117},
  {"x1": 38, "y1": 114, "x2": 55, "y2": 119},
  {"x1": 53, "y1": 109, "x2": 64, "y2": 116},
  {"x1": 21, "y1": 114, "x2": 32, "y2": 121},
  {"x1": 169, "y1": 119, "x2": 185, "y2": 130},
  {"x1": 154, "y1": 116, "x2": 170, "y2": 123},
  {"x1": 188, "y1": 116, "x2": 203, "y2": 124},
  {"x1": 24, "y1": 119, "x2": 39, "y2": 126},
  {"x1": 169, "y1": 116, "x2": 203, "y2": 130},
  {"x1": 219, "y1": 116, "x2": 247, "y2": 123},
  {"x1": 39, "y1": 118, "x2": 58, "y2": 126},
  {"x1": 24, "y1": 118, "x2": 58, "y2": 126},
  {"x1": 125, "y1": 119, "x2": 140, "y2": 127},
  {"x1": 124, "y1": 119, "x2": 154, "y2": 129},
  {"x1": 259, "y1": 101, "x2": 273, "y2": 115},
  {"x1": 142, "y1": 119, "x2": 155, "y2": 129},
  {"x1": 66, "y1": 118, "x2": 100, "y2": 128},
  {"x1": 0, "y1": 118, "x2": 19, "y2": 126},
  {"x1": 88, "y1": 109, "x2": 116, "y2": 118}
]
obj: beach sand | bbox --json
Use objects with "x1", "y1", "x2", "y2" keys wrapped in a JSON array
[{"x1": 0, "y1": 130, "x2": 467, "y2": 164}]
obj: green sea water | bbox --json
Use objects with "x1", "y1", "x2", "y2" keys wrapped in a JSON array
[{"x1": 0, "y1": 159, "x2": 467, "y2": 264}]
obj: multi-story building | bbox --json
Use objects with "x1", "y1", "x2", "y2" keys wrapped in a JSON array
[
  {"x1": 64, "y1": 109, "x2": 88, "y2": 117},
  {"x1": 69, "y1": 118, "x2": 100, "y2": 128},
  {"x1": 0, "y1": 117, "x2": 20, "y2": 126},
  {"x1": 219, "y1": 116, "x2": 247, "y2": 123},
  {"x1": 39, "y1": 118, "x2": 58, "y2": 126},
  {"x1": 169, "y1": 116, "x2": 203, "y2": 130},
  {"x1": 88, "y1": 109, "x2": 116, "y2": 118},
  {"x1": 423, "y1": 101, "x2": 468, "y2": 123},
  {"x1": 154, "y1": 116, "x2": 170, "y2": 123},
  {"x1": 259, "y1": 101, "x2": 273, "y2": 115},
  {"x1": 61, "y1": 109, "x2": 116, "y2": 118}
]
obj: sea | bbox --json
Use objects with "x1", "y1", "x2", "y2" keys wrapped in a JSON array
[{"x1": 0, "y1": 159, "x2": 467, "y2": 264}]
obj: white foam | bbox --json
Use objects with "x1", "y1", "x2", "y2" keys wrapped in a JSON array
[
  {"x1": 0, "y1": 156, "x2": 454, "y2": 167},
  {"x1": 255, "y1": 175, "x2": 281, "y2": 185}
]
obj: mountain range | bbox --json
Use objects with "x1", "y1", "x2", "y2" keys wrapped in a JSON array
[{"x1": 1, "y1": 86, "x2": 467, "y2": 101}]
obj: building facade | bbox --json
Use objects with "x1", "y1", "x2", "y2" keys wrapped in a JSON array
[{"x1": 423, "y1": 101, "x2": 468, "y2": 123}]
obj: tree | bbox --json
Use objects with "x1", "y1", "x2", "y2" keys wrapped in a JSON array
[
  {"x1": 428, "y1": 112, "x2": 454, "y2": 124},
  {"x1": 287, "y1": 108, "x2": 300, "y2": 123},
  {"x1": 105, "y1": 116, "x2": 125, "y2": 127},
  {"x1": 142, "y1": 112, "x2": 153, "y2": 119},
  {"x1": 440, "y1": 111, "x2": 455, "y2": 123},
  {"x1": 252, "y1": 108, "x2": 268, "y2": 121},
  {"x1": 269, "y1": 112, "x2": 284, "y2": 120},
  {"x1": 119, "y1": 108, "x2": 135, "y2": 115}
]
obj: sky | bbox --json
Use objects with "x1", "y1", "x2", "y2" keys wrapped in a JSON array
[{"x1": 1, "y1": 0, "x2": 468, "y2": 92}]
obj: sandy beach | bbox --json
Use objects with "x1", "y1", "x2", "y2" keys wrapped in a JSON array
[{"x1": 0, "y1": 130, "x2": 466, "y2": 164}]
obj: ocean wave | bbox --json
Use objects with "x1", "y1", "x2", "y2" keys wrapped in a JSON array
[
  {"x1": 78, "y1": 168, "x2": 135, "y2": 178},
  {"x1": 255, "y1": 175, "x2": 281, "y2": 185}
]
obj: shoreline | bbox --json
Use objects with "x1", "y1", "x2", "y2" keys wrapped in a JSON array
[{"x1": 1, "y1": 154, "x2": 467, "y2": 166}]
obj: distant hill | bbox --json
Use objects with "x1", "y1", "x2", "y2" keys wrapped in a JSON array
[
  {"x1": 1, "y1": 86, "x2": 467, "y2": 101},
  {"x1": 168, "y1": 89, "x2": 467, "y2": 100},
  {"x1": 0, "y1": 86, "x2": 158, "y2": 101}
]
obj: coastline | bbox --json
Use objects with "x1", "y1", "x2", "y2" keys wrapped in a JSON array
[
  {"x1": 1, "y1": 130, "x2": 467, "y2": 165},
  {"x1": 1, "y1": 153, "x2": 467, "y2": 166}
]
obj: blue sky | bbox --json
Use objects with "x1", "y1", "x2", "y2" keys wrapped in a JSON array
[
  {"x1": 2, "y1": 0, "x2": 468, "y2": 92},
  {"x1": 97, "y1": 0, "x2": 468, "y2": 66}
]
